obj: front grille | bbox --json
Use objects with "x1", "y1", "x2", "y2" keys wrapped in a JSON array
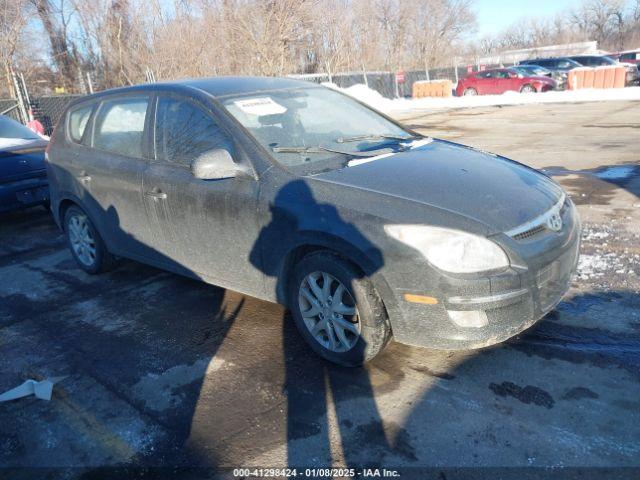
[
  {"x1": 512, "y1": 224, "x2": 546, "y2": 241},
  {"x1": 506, "y1": 194, "x2": 567, "y2": 242}
]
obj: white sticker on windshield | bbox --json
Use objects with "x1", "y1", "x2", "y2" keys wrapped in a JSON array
[{"x1": 234, "y1": 97, "x2": 287, "y2": 116}]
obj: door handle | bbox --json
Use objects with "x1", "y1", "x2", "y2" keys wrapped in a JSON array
[
  {"x1": 145, "y1": 190, "x2": 167, "y2": 200},
  {"x1": 76, "y1": 171, "x2": 91, "y2": 182}
]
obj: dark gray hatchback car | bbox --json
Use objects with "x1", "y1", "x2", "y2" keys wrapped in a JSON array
[{"x1": 47, "y1": 77, "x2": 581, "y2": 366}]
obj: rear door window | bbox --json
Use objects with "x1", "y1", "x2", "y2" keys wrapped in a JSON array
[
  {"x1": 93, "y1": 96, "x2": 149, "y2": 158},
  {"x1": 68, "y1": 104, "x2": 93, "y2": 143},
  {"x1": 154, "y1": 96, "x2": 231, "y2": 168}
]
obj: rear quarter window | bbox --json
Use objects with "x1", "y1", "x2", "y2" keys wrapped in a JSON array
[
  {"x1": 93, "y1": 97, "x2": 149, "y2": 158},
  {"x1": 68, "y1": 104, "x2": 93, "y2": 143}
]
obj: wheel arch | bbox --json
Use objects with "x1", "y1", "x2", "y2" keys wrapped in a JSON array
[
  {"x1": 274, "y1": 233, "x2": 382, "y2": 307},
  {"x1": 55, "y1": 193, "x2": 110, "y2": 250},
  {"x1": 58, "y1": 198, "x2": 77, "y2": 229},
  {"x1": 274, "y1": 234, "x2": 397, "y2": 330}
]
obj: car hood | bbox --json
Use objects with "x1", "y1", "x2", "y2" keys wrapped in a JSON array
[
  {"x1": 310, "y1": 139, "x2": 563, "y2": 234},
  {"x1": 527, "y1": 75, "x2": 556, "y2": 82}
]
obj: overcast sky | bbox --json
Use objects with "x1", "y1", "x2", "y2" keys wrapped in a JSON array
[{"x1": 474, "y1": 0, "x2": 579, "y2": 36}]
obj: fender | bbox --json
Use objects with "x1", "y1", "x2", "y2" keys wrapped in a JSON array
[
  {"x1": 54, "y1": 190, "x2": 115, "y2": 254},
  {"x1": 266, "y1": 229, "x2": 389, "y2": 305}
]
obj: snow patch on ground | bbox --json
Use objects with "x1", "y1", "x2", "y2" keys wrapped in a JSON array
[
  {"x1": 577, "y1": 223, "x2": 640, "y2": 284},
  {"x1": 325, "y1": 82, "x2": 640, "y2": 113},
  {"x1": 577, "y1": 254, "x2": 622, "y2": 279}
]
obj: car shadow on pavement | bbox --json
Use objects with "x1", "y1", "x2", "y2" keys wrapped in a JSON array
[
  {"x1": 1, "y1": 179, "x2": 395, "y2": 474},
  {"x1": 4, "y1": 187, "x2": 639, "y2": 475},
  {"x1": 248, "y1": 179, "x2": 392, "y2": 467},
  {"x1": 0, "y1": 202, "x2": 242, "y2": 475}
]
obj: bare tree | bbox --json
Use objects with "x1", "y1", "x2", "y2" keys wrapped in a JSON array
[
  {"x1": 0, "y1": 0, "x2": 29, "y2": 95},
  {"x1": 31, "y1": 0, "x2": 79, "y2": 89}
]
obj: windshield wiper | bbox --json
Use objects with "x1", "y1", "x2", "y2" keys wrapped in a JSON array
[
  {"x1": 272, "y1": 145, "x2": 394, "y2": 158},
  {"x1": 336, "y1": 133, "x2": 415, "y2": 143}
]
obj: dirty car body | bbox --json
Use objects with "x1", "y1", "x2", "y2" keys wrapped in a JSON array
[{"x1": 46, "y1": 77, "x2": 580, "y2": 364}]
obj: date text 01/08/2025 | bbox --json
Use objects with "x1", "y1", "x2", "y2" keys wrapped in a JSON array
[{"x1": 232, "y1": 468, "x2": 401, "y2": 477}]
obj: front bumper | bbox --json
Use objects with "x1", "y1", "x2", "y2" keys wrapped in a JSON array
[
  {"x1": 382, "y1": 202, "x2": 581, "y2": 350},
  {"x1": 0, "y1": 175, "x2": 49, "y2": 213}
]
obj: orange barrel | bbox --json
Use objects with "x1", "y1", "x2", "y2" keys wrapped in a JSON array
[
  {"x1": 583, "y1": 68, "x2": 595, "y2": 88},
  {"x1": 593, "y1": 67, "x2": 605, "y2": 88},
  {"x1": 443, "y1": 80, "x2": 452, "y2": 96},
  {"x1": 613, "y1": 66, "x2": 626, "y2": 88},
  {"x1": 567, "y1": 69, "x2": 577, "y2": 89},
  {"x1": 603, "y1": 66, "x2": 615, "y2": 88},
  {"x1": 576, "y1": 68, "x2": 588, "y2": 88},
  {"x1": 412, "y1": 82, "x2": 423, "y2": 98}
]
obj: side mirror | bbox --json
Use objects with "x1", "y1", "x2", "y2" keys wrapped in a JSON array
[{"x1": 191, "y1": 149, "x2": 240, "y2": 180}]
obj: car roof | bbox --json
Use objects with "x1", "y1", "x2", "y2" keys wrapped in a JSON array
[
  {"x1": 75, "y1": 76, "x2": 316, "y2": 102},
  {"x1": 474, "y1": 68, "x2": 505, "y2": 74},
  {"x1": 569, "y1": 55, "x2": 612, "y2": 59},
  {"x1": 523, "y1": 57, "x2": 568, "y2": 62}
]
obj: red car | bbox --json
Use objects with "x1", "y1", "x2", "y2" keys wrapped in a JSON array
[
  {"x1": 456, "y1": 68, "x2": 557, "y2": 96},
  {"x1": 610, "y1": 50, "x2": 640, "y2": 66}
]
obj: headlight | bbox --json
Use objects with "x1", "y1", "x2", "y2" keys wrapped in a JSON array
[{"x1": 384, "y1": 225, "x2": 509, "y2": 273}]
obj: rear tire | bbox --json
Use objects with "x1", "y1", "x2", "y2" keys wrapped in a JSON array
[
  {"x1": 64, "y1": 205, "x2": 116, "y2": 274},
  {"x1": 289, "y1": 251, "x2": 391, "y2": 367},
  {"x1": 463, "y1": 88, "x2": 478, "y2": 96}
]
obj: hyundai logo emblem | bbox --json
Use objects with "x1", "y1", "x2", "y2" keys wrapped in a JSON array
[{"x1": 547, "y1": 212, "x2": 563, "y2": 231}]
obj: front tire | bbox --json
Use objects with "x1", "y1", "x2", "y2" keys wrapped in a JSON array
[
  {"x1": 289, "y1": 251, "x2": 391, "y2": 367},
  {"x1": 64, "y1": 205, "x2": 115, "y2": 274},
  {"x1": 463, "y1": 87, "x2": 478, "y2": 96},
  {"x1": 520, "y1": 84, "x2": 536, "y2": 93}
]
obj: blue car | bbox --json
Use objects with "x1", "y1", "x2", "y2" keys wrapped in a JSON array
[{"x1": 0, "y1": 115, "x2": 49, "y2": 213}]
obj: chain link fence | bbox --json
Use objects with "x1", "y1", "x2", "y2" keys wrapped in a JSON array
[
  {"x1": 1, "y1": 94, "x2": 83, "y2": 136},
  {"x1": 3, "y1": 63, "x2": 511, "y2": 134},
  {"x1": 291, "y1": 65, "x2": 479, "y2": 98},
  {"x1": 29, "y1": 95, "x2": 84, "y2": 135},
  {"x1": 0, "y1": 99, "x2": 21, "y2": 122}
]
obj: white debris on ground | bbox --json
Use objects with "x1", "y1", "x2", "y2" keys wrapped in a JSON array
[
  {"x1": 577, "y1": 223, "x2": 640, "y2": 286},
  {"x1": 324, "y1": 82, "x2": 640, "y2": 113},
  {"x1": 578, "y1": 254, "x2": 624, "y2": 279}
]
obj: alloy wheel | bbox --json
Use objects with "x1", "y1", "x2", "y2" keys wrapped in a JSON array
[
  {"x1": 298, "y1": 271, "x2": 361, "y2": 352},
  {"x1": 68, "y1": 214, "x2": 97, "y2": 267}
]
